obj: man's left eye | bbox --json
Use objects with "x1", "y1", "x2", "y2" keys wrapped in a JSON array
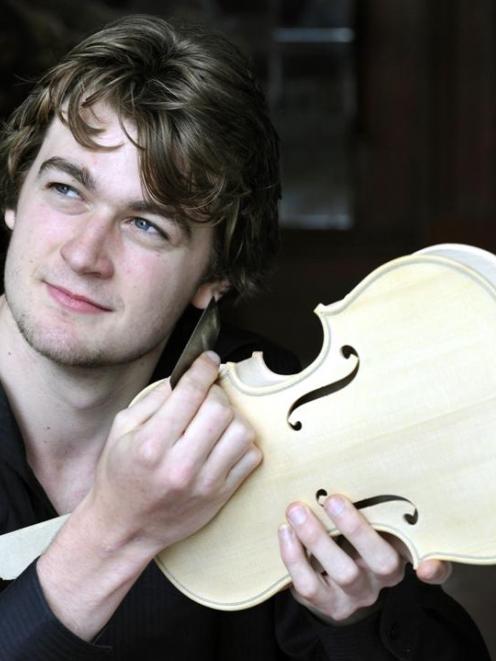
[
  {"x1": 133, "y1": 218, "x2": 157, "y2": 232},
  {"x1": 133, "y1": 218, "x2": 159, "y2": 234},
  {"x1": 50, "y1": 182, "x2": 80, "y2": 198}
]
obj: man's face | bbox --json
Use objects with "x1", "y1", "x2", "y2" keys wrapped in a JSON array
[{"x1": 3, "y1": 104, "x2": 221, "y2": 368}]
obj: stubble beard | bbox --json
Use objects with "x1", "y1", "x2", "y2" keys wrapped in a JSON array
[{"x1": 4, "y1": 286, "x2": 166, "y2": 369}]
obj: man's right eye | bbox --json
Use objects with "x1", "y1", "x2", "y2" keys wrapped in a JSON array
[{"x1": 48, "y1": 182, "x2": 80, "y2": 199}]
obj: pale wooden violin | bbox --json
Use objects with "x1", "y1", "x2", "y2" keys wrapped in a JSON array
[
  {"x1": 1, "y1": 244, "x2": 496, "y2": 612},
  {"x1": 142, "y1": 244, "x2": 496, "y2": 609}
]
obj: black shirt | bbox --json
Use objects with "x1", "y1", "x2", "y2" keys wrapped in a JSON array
[{"x1": 0, "y1": 309, "x2": 490, "y2": 660}]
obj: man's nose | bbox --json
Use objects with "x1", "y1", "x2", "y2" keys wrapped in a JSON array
[{"x1": 60, "y1": 217, "x2": 115, "y2": 278}]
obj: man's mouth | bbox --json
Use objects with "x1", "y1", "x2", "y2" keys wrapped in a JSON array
[{"x1": 45, "y1": 283, "x2": 113, "y2": 313}]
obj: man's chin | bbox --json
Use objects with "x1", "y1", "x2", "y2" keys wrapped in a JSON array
[
  {"x1": 24, "y1": 336, "x2": 111, "y2": 368},
  {"x1": 7, "y1": 300, "x2": 166, "y2": 369},
  {"x1": 18, "y1": 326, "x2": 160, "y2": 369},
  {"x1": 13, "y1": 320, "x2": 113, "y2": 368}
]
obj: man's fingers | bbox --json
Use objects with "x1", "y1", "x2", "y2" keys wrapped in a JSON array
[
  {"x1": 145, "y1": 351, "x2": 220, "y2": 439},
  {"x1": 323, "y1": 496, "x2": 403, "y2": 582},
  {"x1": 204, "y1": 413, "x2": 257, "y2": 476},
  {"x1": 278, "y1": 523, "x2": 329, "y2": 604},
  {"x1": 224, "y1": 444, "x2": 262, "y2": 493},
  {"x1": 285, "y1": 504, "x2": 362, "y2": 590},
  {"x1": 383, "y1": 533, "x2": 414, "y2": 563},
  {"x1": 416, "y1": 559, "x2": 452, "y2": 584},
  {"x1": 173, "y1": 384, "x2": 234, "y2": 463},
  {"x1": 113, "y1": 380, "x2": 170, "y2": 435}
]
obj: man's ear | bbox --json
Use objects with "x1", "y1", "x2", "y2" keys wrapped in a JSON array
[
  {"x1": 4, "y1": 209, "x2": 15, "y2": 230},
  {"x1": 191, "y1": 279, "x2": 230, "y2": 309}
]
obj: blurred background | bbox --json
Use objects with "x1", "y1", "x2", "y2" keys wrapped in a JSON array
[{"x1": 2, "y1": 0, "x2": 496, "y2": 655}]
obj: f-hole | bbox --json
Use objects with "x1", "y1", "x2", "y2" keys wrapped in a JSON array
[
  {"x1": 315, "y1": 489, "x2": 419, "y2": 526},
  {"x1": 287, "y1": 345, "x2": 359, "y2": 430}
]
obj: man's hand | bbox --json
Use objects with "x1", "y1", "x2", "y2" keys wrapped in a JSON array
[
  {"x1": 89, "y1": 350, "x2": 262, "y2": 555},
  {"x1": 278, "y1": 495, "x2": 451, "y2": 624},
  {"x1": 37, "y1": 351, "x2": 261, "y2": 640}
]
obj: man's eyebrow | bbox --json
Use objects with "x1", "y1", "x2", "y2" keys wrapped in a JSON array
[
  {"x1": 38, "y1": 157, "x2": 97, "y2": 192},
  {"x1": 38, "y1": 157, "x2": 192, "y2": 238}
]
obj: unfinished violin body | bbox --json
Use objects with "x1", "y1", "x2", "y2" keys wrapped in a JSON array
[{"x1": 153, "y1": 246, "x2": 496, "y2": 610}]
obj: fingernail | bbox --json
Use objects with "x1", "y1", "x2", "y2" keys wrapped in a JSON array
[
  {"x1": 287, "y1": 505, "x2": 307, "y2": 526},
  {"x1": 327, "y1": 496, "x2": 346, "y2": 516},
  {"x1": 278, "y1": 523, "x2": 293, "y2": 541},
  {"x1": 204, "y1": 350, "x2": 220, "y2": 366}
]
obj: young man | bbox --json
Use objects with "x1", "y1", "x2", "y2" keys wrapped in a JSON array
[{"x1": 0, "y1": 15, "x2": 489, "y2": 660}]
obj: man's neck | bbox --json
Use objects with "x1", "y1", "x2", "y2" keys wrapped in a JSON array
[{"x1": 0, "y1": 297, "x2": 166, "y2": 512}]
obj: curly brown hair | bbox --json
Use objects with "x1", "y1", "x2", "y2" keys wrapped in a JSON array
[{"x1": 0, "y1": 15, "x2": 280, "y2": 297}]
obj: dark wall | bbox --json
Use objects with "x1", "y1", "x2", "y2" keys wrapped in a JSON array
[{"x1": 229, "y1": 0, "x2": 496, "y2": 367}]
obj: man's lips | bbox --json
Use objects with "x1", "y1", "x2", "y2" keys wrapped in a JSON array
[{"x1": 46, "y1": 283, "x2": 112, "y2": 313}]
